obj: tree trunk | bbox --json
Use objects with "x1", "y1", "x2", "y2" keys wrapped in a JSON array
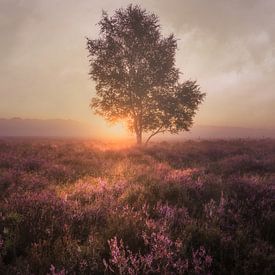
[
  {"x1": 134, "y1": 115, "x2": 142, "y2": 145},
  {"x1": 136, "y1": 130, "x2": 142, "y2": 145}
]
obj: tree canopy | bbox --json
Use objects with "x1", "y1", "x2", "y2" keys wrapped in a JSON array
[{"x1": 87, "y1": 4, "x2": 205, "y2": 145}]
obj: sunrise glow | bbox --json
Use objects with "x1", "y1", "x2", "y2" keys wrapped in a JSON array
[
  {"x1": 1, "y1": 0, "x2": 274, "y2": 140},
  {"x1": 1, "y1": 2, "x2": 274, "y2": 274}
]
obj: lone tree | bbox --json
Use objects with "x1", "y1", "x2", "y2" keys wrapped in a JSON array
[{"x1": 87, "y1": 5, "x2": 205, "y2": 145}]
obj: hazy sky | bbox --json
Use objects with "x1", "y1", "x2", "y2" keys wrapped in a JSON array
[{"x1": 1, "y1": 0, "x2": 274, "y2": 136}]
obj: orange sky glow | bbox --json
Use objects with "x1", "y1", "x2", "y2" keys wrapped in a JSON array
[{"x1": 1, "y1": 0, "x2": 274, "y2": 139}]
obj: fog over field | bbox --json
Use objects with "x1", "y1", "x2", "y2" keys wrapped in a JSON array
[
  {"x1": 1, "y1": 0, "x2": 275, "y2": 136},
  {"x1": 0, "y1": 1, "x2": 274, "y2": 274},
  {"x1": 1, "y1": 118, "x2": 275, "y2": 139}
]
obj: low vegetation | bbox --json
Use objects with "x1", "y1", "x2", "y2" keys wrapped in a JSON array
[{"x1": 0, "y1": 139, "x2": 274, "y2": 274}]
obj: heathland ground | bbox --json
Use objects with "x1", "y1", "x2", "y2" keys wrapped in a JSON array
[{"x1": 0, "y1": 139, "x2": 274, "y2": 274}]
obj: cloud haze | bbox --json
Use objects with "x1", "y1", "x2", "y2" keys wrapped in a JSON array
[
  {"x1": 148, "y1": 0, "x2": 275, "y2": 128},
  {"x1": 0, "y1": 0, "x2": 274, "y2": 136}
]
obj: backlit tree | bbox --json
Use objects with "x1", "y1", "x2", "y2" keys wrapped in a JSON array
[{"x1": 87, "y1": 5, "x2": 205, "y2": 145}]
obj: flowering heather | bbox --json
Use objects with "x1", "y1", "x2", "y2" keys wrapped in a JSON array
[{"x1": 0, "y1": 138, "x2": 274, "y2": 274}]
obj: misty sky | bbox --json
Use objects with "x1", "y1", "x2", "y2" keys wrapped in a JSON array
[{"x1": 1, "y1": 0, "x2": 274, "y2": 136}]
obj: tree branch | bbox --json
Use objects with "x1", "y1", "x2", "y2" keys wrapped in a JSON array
[{"x1": 145, "y1": 125, "x2": 165, "y2": 146}]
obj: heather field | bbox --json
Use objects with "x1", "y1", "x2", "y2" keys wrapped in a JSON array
[{"x1": 0, "y1": 139, "x2": 274, "y2": 275}]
